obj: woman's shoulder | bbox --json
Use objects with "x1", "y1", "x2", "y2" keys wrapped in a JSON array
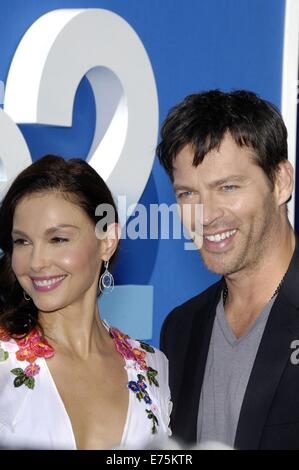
[
  {"x1": 107, "y1": 325, "x2": 172, "y2": 443},
  {"x1": 108, "y1": 324, "x2": 170, "y2": 403},
  {"x1": 0, "y1": 327, "x2": 54, "y2": 392},
  {"x1": 108, "y1": 324, "x2": 167, "y2": 368}
]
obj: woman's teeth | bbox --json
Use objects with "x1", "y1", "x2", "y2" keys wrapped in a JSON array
[{"x1": 33, "y1": 275, "x2": 66, "y2": 287}]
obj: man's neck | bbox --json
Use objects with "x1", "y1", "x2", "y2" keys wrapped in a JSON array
[{"x1": 223, "y1": 229, "x2": 296, "y2": 338}]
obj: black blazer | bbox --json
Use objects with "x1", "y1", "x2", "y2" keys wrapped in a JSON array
[{"x1": 160, "y1": 242, "x2": 299, "y2": 449}]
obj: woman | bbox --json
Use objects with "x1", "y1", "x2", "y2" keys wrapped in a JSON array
[{"x1": 0, "y1": 156, "x2": 171, "y2": 450}]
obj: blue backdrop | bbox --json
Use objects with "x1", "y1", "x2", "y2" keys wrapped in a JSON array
[{"x1": 0, "y1": 0, "x2": 286, "y2": 346}]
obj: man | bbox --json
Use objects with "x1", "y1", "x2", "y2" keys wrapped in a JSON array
[{"x1": 157, "y1": 90, "x2": 299, "y2": 449}]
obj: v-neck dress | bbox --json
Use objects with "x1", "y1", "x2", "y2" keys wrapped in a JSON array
[{"x1": 0, "y1": 326, "x2": 172, "y2": 450}]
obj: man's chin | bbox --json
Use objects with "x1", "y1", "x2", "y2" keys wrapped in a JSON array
[{"x1": 199, "y1": 250, "x2": 234, "y2": 276}]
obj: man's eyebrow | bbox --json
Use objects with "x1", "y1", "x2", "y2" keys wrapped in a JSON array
[
  {"x1": 173, "y1": 175, "x2": 249, "y2": 192},
  {"x1": 173, "y1": 184, "x2": 196, "y2": 192},
  {"x1": 12, "y1": 224, "x2": 80, "y2": 236},
  {"x1": 208, "y1": 175, "x2": 250, "y2": 188}
]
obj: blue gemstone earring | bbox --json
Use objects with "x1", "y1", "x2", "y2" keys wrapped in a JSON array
[{"x1": 99, "y1": 260, "x2": 114, "y2": 294}]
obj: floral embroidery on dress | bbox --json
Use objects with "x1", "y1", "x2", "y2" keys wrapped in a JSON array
[
  {"x1": 1, "y1": 323, "x2": 161, "y2": 433},
  {"x1": 0, "y1": 327, "x2": 54, "y2": 389},
  {"x1": 109, "y1": 326, "x2": 159, "y2": 434}
]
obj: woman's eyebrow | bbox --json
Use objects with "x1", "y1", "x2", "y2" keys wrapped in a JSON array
[
  {"x1": 12, "y1": 224, "x2": 80, "y2": 236},
  {"x1": 44, "y1": 224, "x2": 80, "y2": 234}
]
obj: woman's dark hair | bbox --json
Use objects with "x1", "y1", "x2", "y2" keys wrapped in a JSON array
[
  {"x1": 156, "y1": 89, "x2": 288, "y2": 189},
  {"x1": 0, "y1": 155, "x2": 119, "y2": 337}
]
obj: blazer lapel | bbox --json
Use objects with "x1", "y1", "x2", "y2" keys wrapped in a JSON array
[
  {"x1": 175, "y1": 280, "x2": 224, "y2": 443},
  {"x1": 235, "y1": 240, "x2": 299, "y2": 450}
]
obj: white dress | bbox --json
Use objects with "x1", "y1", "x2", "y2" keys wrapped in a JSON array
[{"x1": 0, "y1": 324, "x2": 172, "y2": 450}]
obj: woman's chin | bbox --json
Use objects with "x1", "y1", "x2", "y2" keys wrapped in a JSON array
[{"x1": 34, "y1": 300, "x2": 65, "y2": 314}]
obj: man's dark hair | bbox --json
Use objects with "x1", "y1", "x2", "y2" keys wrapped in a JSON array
[{"x1": 156, "y1": 90, "x2": 288, "y2": 189}]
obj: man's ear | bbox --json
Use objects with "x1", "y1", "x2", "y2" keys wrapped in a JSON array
[
  {"x1": 99, "y1": 223, "x2": 121, "y2": 262},
  {"x1": 274, "y1": 160, "x2": 294, "y2": 206}
]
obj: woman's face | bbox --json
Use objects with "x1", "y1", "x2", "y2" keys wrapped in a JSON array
[{"x1": 11, "y1": 191, "x2": 103, "y2": 313}]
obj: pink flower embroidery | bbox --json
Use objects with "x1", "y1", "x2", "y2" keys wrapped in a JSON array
[
  {"x1": 132, "y1": 348, "x2": 147, "y2": 370},
  {"x1": 11, "y1": 328, "x2": 55, "y2": 389},
  {"x1": 16, "y1": 328, "x2": 54, "y2": 360},
  {"x1": 110, "y1": 327, "x2": 137, "y2": 361},
  {"x1": 109, "y1": 326, "x2": 160, "y2": 435},
  {"x1": 24, "y1": 363, "x2": 40, "y2": 377},
  {"x1": 31, "y1": 339, "x2": 55, "y2": 359},
  {"x1": 16, "y1": 347, "x2": 37, "y2": 363},
  {"x1": 110, "y1": 327, "x2": 149, "y2": 370},
  {"x1": 151, "y1": 403, "x2": 158, "y2": 414}
]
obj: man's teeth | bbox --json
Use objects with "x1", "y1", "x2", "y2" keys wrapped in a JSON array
[
  {"x1": 33, "y1": 276, "x2": 65, "y2": 286},
  {"x1": 205, "y1": 229, "x2": 236, "y2": 242}
]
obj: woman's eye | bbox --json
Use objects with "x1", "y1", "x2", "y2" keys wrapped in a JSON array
[
  {"x1": 51, "y1": 237, "x2": 69, "y2": 243},
  {"x1": 13, "y1": 238, "x2": 29, "y2": 245}
]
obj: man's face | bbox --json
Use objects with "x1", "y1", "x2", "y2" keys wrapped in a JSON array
[{"x1": 173, "y1": 133, "x2": 280, "y2": 276}]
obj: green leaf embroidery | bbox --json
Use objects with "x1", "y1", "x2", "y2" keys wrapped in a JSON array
[
  {"x1": 24, "y1": 376, "x2": 35, "y2": 389},
  {"x1": 11, "y1": 368, "x2": 24, "y2": 376},
  {"x1": 147, "y1": 367, "x2": 159, "y2": 387},
  {"x1": 136, "y1": 391, "x2": 144, "y2": 402},
  {"x1": 14, "y1": 375, "x2": 26, "y2": 388},
  {"x1": 0, "y1": 348, "x2": 8, "y2": 362},
  {"x1": 139, "y1": 342, "x2": 155, "y2": 354},
  {"x1": 146, "y1": 409, "x2": 159, "y2": 434}
]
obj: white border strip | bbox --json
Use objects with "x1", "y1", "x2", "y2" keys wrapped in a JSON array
[{"x1": 281, "y1": 0, "x2": 299, "y2": 226}]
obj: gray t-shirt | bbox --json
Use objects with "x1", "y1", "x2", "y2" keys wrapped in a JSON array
[{"x1": 197, "y1": 293, "x2": 276, "y2": 448}]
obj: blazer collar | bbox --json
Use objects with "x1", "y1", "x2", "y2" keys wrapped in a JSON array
[
  {"x1": 277, "y1": 235, "x2": 299, "y2": 311},
  {"x1": 235, "y1": 236, "x2": 299, "y2": 449}
]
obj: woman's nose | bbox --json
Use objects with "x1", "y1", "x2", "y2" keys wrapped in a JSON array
[{"x1": 29, "y1": 245, "x2": 50, "y2": 272}]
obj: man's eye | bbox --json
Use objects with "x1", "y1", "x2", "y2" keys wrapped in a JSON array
[
  {"x1": 51, "y1": 237, "x2": 69, "y2": 243},
  {"x1": 221, "y1": 185, "x2": 238, "y2": 192},
  {"x1": 177, "y1": 191, "x2": 194, "y2": 199},
  {"x1": 13, "y1": 238, "x2": 29, "y2": 245}
]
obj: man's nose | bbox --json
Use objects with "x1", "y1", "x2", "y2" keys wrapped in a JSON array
[{"x1": 202, "y1": 194, "x2": 225, "y2": 226}]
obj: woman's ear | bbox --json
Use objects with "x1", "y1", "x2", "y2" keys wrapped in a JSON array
[
  {"x1": 274, "y1": 160, "x2": 294, "y2": 206},
  {"x1": 99, "y1": 223, "x2": 121, "y2": 262}
]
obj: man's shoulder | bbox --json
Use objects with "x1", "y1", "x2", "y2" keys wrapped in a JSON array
[{"x1": 160, "y1": 279, "x2": 223, "y2": 356}]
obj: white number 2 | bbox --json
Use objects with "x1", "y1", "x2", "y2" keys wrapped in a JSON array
[{"x1": 2, "y1": 8, "x2": 158, "y2": 225}]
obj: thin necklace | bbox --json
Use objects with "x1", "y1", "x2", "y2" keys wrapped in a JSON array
[{"x1": 222, "y1": 273, "x2": 286, "y2": 306}]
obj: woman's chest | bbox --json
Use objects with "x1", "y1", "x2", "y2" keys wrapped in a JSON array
[{"x1": 47, "y1": 355, "x2": 129, "y2": 449}]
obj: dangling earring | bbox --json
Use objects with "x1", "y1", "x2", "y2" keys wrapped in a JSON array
[
  {"x1": 99, "y1": 260, "x2": 114, "y2": 294},
  {"x1": 23, "y1": 291, "x2": 31, "y2": 301}
]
